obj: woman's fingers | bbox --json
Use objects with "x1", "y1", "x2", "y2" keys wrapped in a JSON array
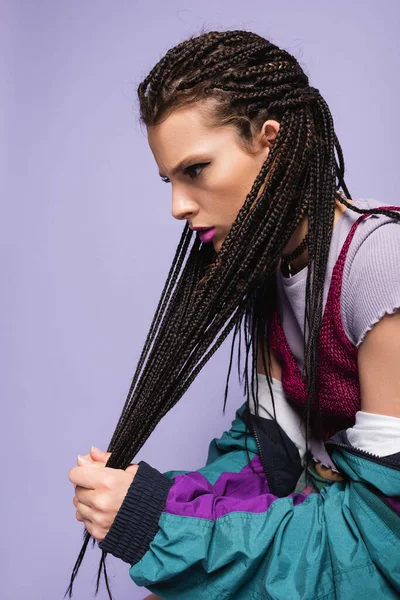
[
  {"x1": 77, "y1": 452, "x2": 93, "y2": 465},
  {"x1": 75, "y1": 447, "x2": 112, "y2": 468},
  {"x1": 90, "y1": 446, "x2": 112, "y2": 462}
]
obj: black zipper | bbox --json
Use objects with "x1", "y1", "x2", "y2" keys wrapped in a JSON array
[
  {"x1": 325, "y1": 439, "x2": 400, "y2": 471},
  {"x1": 247, "y1": 416, "x2": 400, "y2": 494},
  {"x1": 326, "y1": 439, "x2": 400, "y2": 519},
  {"x1": 250, "y1": 423, "x2": 400, "y2": 487}
]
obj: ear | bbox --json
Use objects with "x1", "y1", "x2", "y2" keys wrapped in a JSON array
[{"x1": 260, "y1": 119, "x2": 280, "y2": 148}]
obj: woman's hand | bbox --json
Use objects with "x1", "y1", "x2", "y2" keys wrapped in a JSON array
[
  {"x1": 78, "y1": 445, "x2": 111, "y2": 465},
  {"x1": 69, "y1": 446, "x2": 139, "y2": 542}
]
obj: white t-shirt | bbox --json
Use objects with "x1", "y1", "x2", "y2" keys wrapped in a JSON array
[{"x1": 250, "y1": 198, "x2": 400, "y2": 469}]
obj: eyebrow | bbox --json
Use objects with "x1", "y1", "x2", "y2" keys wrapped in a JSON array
[{"x1": 158, "y1": 154, "x2": 209, "y2": 178}]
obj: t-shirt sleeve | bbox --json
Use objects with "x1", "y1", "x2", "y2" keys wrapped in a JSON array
[{"x1": 341, "y1": 221, "x2": 400, "y2": 348}]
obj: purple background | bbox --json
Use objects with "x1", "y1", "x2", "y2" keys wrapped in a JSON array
[{"x1": 2, "y1": 1, "x2": 399, "y2": 599}]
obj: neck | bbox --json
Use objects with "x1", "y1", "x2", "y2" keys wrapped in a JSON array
[
  {"x1": 281, "y1": 197, "x2": 352, "y2": 276},
  {"x1": 282, "y1": 214, "x2": 309, "y2": 274}
]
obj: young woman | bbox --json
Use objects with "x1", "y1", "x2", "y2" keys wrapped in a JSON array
[{"x1": 67, "y1": 29, "x2": 400, "y2": 600}]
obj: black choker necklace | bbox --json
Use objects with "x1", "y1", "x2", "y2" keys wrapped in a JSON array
[{"x1": 281, "y1": 232, "x2": 309, "y2": 278}]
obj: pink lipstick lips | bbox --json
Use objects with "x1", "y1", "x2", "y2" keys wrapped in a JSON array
[{"x1": 192, "y1": 226, "x2": 216, "y2": 243}]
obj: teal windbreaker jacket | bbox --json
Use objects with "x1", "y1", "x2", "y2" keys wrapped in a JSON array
[{"x1": 99, "y1": 401, "x2": 400, "y2": 599}]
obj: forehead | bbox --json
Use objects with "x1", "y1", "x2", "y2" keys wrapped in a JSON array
[
  {"x1": 147, "y1": 103, "x2": 214, "y2": 153},
  {"x1": 146, "y1": 103, "x2": 242, "y2": 177}
]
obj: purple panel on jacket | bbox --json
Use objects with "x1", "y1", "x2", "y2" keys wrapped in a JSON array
[{"x1": 164, "y1": 455, "x2": 312, "y2": 520}]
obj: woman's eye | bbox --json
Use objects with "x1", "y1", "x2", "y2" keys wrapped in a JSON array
[
  {"x1": 160, "y1": 162, "x2": 209, "y2": 184},
  {"x1": 184, "y1": 162, "x2": 209, "y2": 180}
]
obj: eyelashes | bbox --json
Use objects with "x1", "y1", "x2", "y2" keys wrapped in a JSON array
[{"x1": 161, "y1": 162, "x2": 210, "y2": 184}]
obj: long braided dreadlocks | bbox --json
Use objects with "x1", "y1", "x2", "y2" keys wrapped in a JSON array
[{"x1": 65, "y1": 28, "x2": 400, "y2": 598}]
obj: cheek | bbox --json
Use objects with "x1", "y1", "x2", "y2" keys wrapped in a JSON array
[
  {"x1": 204, "y1": 152, "x2": 262, "y2": 223},
  {"x1": 224, "y1": 154, "x2": 258, "y2": 194},
  {"x1": 212, "y1": 169, "x2": 253, "y2": 217}
]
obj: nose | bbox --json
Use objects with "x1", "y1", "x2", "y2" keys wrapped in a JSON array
[{"x1": 171, "y1": 189, "x2": 199, "y2": 221}]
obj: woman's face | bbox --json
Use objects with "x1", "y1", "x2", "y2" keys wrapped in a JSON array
[{"x1": 147, "y1": 103, "x2": 279, "y2": 252}]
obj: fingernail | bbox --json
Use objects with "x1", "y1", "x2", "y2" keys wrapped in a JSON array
[
  {"x1": 78, "y1": 454, "x2": 91, "y2": 464},
  {"x1": 91, "y1": 445, "x2": 102, "y2": 453}
]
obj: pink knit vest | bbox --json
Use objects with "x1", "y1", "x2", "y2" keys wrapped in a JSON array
[{"x1": 270, "y1": 205, "x2": 400, "y2": 441}]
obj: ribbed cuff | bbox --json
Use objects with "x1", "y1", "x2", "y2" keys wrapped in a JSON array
[{"x1": 98, "y1": 460, "x2": 174, "y2": 565}]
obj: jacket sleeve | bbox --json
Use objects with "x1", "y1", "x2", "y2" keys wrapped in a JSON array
[{"x1": 99, "y1": 406, "x2": 400, "y2": 600}]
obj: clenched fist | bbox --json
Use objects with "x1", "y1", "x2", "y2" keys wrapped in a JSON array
[{"x1": 69, "y1": 446, "x2": 138, "y2": 542}]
